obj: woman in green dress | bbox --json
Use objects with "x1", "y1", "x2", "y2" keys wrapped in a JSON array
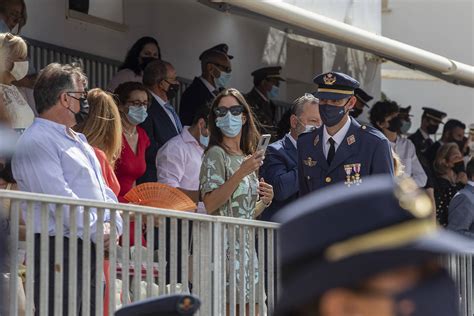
[{"x1": 200, "y1": 88, "x2": 274, "y2": 314}]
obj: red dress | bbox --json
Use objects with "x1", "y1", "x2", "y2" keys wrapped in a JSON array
[
  {"x1": 93, "y1": 147, "x2": 121, "y2": 197},
  {"x1": 115, "y1": 126, "x2": 150, "y2": 246}
]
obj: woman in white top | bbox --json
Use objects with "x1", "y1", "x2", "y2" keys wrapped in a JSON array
[
  {"x1": 107, "y1": 36, "x2": 161, "y2": 92},
  {"x1": 0, "y1": 32, "x2": 34, "y2": 132},
  {"x1": 370, "y1": 100, "x2": 427, "y2": 187}
]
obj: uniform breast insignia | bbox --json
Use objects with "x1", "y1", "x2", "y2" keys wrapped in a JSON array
[
  {"x1": 344, "y1": 163, "x2": 362, "y2": 187},
  {"x1": 346, "y1": 134, "x2": 356, "y2": 145},
  {"x1": 304, "y1": 157, "x2": 317, "y2": 167},
  {"x1": 313, "y1": 135, "x2": 320, "y2": 146},
  {"x1": 323, "y1": 73, "x2": 336, "y2": 85}
]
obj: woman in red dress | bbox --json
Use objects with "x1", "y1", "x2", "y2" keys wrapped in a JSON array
[{"x1": 114, "y1": 82, "x2": 151, "y2": 246}]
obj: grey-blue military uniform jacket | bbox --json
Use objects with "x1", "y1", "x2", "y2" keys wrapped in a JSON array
[{"x1": 297, "y1": 117, "x2": 394, "y2": 196}]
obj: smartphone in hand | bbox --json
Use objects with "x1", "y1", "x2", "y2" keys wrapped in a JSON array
[{"x1": 256, "y1": 134, "x2": 272, "y2": 154}]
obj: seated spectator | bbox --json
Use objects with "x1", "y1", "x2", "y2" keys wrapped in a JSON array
[
  {"x1": 139, "y1": 59, "x2": 182, "y2": 183},
  {"x1": 114, "y1": 82, "x2": 150, "y2": 202},
  {"x1": 156, "y1": 104, "x2": 210, "y2": 213},
  {"x1": 11, "y1": 63, "x2": 123, "y2": 314},
  {"x1": 200, "y1": 88, "x2": 273, "y2": 314},
  {"x1": 433, "y1": 142, "x2": 467, "y2": 226},
  {"x1": 370, "y1": 100, "x2": 427, "y2": 187},
  {"x1": 0, "y1": 33, "x2": 34, "y2": 131},
  {"x1": 448, "y1": 158, "x2": 474, "y2": 237},
  {"x1": 425, "y1": 119, "x2": 466, "y2": 167},
  {"x1": 260, "y1": 93, "x2": 320, "y2": 221},
  {"x1": 74, "y1": 88, "x2": 122, "y2": 196},
  {"x1": 179, "y1": 47, "x2": 232, "y2": 126},
  {"x1": 0, "y1": 0, "x2": 26, "y2": 34},
  {"x1": 107, "y1": 37, "x2": 161, "y2": 92}
]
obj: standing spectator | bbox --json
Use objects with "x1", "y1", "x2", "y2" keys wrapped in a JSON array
[
  {"x1": 409, "y1": 107, "x2": 446, "y2": 156},
  {"x1": 433, "y1": 142, "x2": 467, "y2": 226},
  {"x1": 179, "y1": 46, "x2": 232, "y2": 126},
  {"x1": 245, "y1": 66, "x2": 285, "y2": 137},
  {"x1": 298, "y1": 72, "x2": 394, "y2": 196},
  {"x1": 11, "y1": 63, "x2": 123, "y2": 315},
  {"x1": 156, "y1": 104, "x2": 210, "y2": 213},
  {"x1": 0, "y1": 0, "x2": 27, "y2": 34},
  {"x1": 425, "y1": 119, "x2": 466, "y2": 167},
  {"x1": 369, "y1": 100, "x2": 427, "y2": 187},
  {"x1": 448, "y1": 159, "x2": 474, "y2": 237},
  {"x1": 398, "y1": 105, "x2": 412, "y2": 135},
  {"x1": 74, "y1": 88, "x2": 122, "y2": 196},
  {"x1": 200, "y1": 88, "x2": 274, "y2": 314},
  {"x1": 260, "y1": 94, "x2": 320, "y2": 221},
  {"x1": 114, "y1": 82, "x2": 150, "y2": 247},
  {"x1": 107, "y1": 37, "x2": 161, "y2": 92},
  {"x1": 349, "y1": 87, "x2": 373, "y2": 120},
  {"x1": 139, "y1": 60, "x2": 182, "y2": 183},
  {"x1": 0, "y1": 33, "x2": 34, "y2": 131},
  {"x1": 114, "y1": 82, "x2": 150, "y2": 202}
]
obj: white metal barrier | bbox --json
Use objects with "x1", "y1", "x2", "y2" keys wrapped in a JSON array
[
  {"x1": 0, "y1": 190, "x2": 279, "y2": 316},
  {"x1": 1, "y1": 189, "x2": 473, "y2": 316}
]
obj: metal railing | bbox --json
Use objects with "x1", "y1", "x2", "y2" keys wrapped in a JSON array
[{"x1": 0, "y1": 189, "x2": 278, "y2": 316}]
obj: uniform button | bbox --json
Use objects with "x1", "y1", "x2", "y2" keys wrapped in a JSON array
[
  {"x1": 325, "y1": 177, "x2": 332, "y2": 183},
  {"x1": 307, "y1": 176, "x2": 311, "y2": 180},
  {"x1": 362, "y1": 125, "x2": 367, "y2": 130}
]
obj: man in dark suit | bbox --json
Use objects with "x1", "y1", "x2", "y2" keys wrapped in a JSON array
[
  {"x1": 139, "y1": 60, "x2": 183, "y2": 184},
  {"x1": 409, "y1": 107, "x2": 446, "y2": 158},
  {"x1": 245, "y1": 66, "x2": 285, "y2": 137},
  {"x1": 298, "y1": 72, "x2": 393, "y2": 196},
  {"x1": 448, "y1": 159, "x2": 474, "y2": 238},
  {"x1": 424, "y1": 119, "x2": 466, "y2": 166},
  {"x1": 260, "y1": 94, "x2": 320, "y2": 221},
  {"x1": 179, "y1": 45, "x2": 232, "y2": 126}
]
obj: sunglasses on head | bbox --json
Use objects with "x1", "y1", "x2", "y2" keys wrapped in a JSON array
[{"x1": 214, "y1": 105, "x2": 244, "y2": 117}]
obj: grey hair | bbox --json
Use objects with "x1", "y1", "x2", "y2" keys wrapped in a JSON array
[
  {"x1": 34, "y1": 63, "x2": 87, "y2": 114},
  {"x1": 142, "y1": 59, "x2": 172, "y2": 87},
  {"x1": 292, "y1": 93, "x2": 319, "y2": 117}
]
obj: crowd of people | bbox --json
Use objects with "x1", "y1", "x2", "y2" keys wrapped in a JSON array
[{"x1": 0, "y1": 0, "x2": 474, "y2": 314}]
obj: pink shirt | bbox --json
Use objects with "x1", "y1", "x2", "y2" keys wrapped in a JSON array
[{"x1": 156, "y1": 126, "x2": 206, "y2": 213}]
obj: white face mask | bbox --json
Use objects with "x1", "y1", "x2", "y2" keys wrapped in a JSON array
[{"x1": 11, "y1": 60, "x2": 28, "y2": 81}]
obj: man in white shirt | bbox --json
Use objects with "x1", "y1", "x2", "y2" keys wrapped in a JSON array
[
  {"x1": 156, "y1": 105, "x2": 210, "y2": 213},
  {"x1": 12, "y1": 63, "x2": 123, "y2": 314}
]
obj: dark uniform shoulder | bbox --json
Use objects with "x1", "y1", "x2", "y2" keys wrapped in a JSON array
[
  {"x1": 359, "y1": 124, "x2": 387, "y2": 142},
  {"x1": 296, "y1": 128, "x2": 319, "y2": 147}
]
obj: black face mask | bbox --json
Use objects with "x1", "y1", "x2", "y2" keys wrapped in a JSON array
[
  {"x1": 388, "y1": 116, "x2": 403, "y2": 133},
  {"x1": 350, "y1": 108, "x2": 363, "y2": 118},
  {"x1": 453, "y1": 161, "x2": 466, "y2": 174},
  {"x1": 427, "y1": 124, "x2": 439, "y2": 135},
  {"x1": 68, "y1": 97, "x2": 90, "y2": 126},
  {"x1": 140, "y1": 57, "x2": 158, "y2": 71},
  {"x1": 165, "y1": 81, "x2": 180, "y2": 100}
]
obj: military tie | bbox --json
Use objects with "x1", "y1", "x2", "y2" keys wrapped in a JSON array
[
  {"x1": 165, "y1": 103, "x2": 183, "y2": 133},
  {"x1": 327, "y1": 137, "x2": 336, "y2": 165}
]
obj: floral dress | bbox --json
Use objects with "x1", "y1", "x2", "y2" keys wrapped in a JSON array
[{"x1": 200, "y1": 146, "x2": 259, "y2": 302}]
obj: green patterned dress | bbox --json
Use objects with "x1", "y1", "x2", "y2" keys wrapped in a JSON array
[{"x1": 199, "y1": 145, "x2": 259, "y2": 301}]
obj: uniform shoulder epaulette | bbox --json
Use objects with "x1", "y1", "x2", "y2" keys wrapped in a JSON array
[{"x1": 359, "y1": 124, "x2": 386, "y2": 140}]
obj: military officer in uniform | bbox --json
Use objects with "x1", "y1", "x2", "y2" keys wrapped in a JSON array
[
  {"x1": 245, "y1": 66, "x2": 285, "y2": 137},
  {"x1": 274, "y1": 176, "x2": 472, "y2": 316},
  {"x1": 349, "y1": 87, "x2": 373, "y2": 119},
  {"x1": 297, "y1": 72, "x2": 393, "y2": 196},
  {"x1": 115, "y1": 294, "x2": 200, "y2": 315},
  {"x1": 409, "y1": 107, "x2": 446, "y2": 159}
]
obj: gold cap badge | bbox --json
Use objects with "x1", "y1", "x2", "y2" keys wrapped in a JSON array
[{"x1": 323, "y1": 73, "x2": 336, "y2": 85}]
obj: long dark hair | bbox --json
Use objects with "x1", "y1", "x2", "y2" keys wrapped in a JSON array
[
  {"x1": 206, "y1": 88, "x2": 260, "y2": 156},
  {"x1": 119, "y1": 37, "x2": 161, "y2": 75}
]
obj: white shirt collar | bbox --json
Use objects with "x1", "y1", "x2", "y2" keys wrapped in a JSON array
[
  {"x1": 254, "y1": 87, "x2": 269, "y2": 102},
  {"x1": 286, "y1": 133, "x2": 297, "y2": 149},
  {"x1": 420, "y1": 128, "x2": 429, "y2": 140},
  {"x1": 149, "y1": 90, "x2": 167, "y2": 107},
  {"x1": 468, "y1": 181, "x2": 474, "y2": 187},
  {"x1": 199, "y1": 76, "x2": 216, "y2": 95},
  {"x1": 323, "y1": 116, "x2": 352, "y2": 149}
]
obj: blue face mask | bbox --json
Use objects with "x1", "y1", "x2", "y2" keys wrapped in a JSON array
[
  {"x1": 127, "y1": 106, "x2": 148, "y2": 125},
  {"x1": 199, "y1": 128, "x2": 209, "y2": 147},
  {"x1": 215, "y1": 71, "x2": 232, "y2": 89},
  {"x1": 319, "y1": 99, "x2": 350, "y2": 127},
  {"x1": 267, "y1": 85, "x2": 279, "y2": 99},
  {"x1": 216, "y1": 112, "x2": 242, "y2": 137}
]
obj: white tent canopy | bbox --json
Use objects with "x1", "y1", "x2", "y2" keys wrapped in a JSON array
[{"x1": 203, "y1": 0, "x2": 474, "y2": 88}]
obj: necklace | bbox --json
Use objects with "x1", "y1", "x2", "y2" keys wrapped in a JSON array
[{"x1": 124, "y1": 127, "x2": 137, "y2": 137}]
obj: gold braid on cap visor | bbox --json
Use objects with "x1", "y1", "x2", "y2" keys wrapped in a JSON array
[
  {"x1": 317, "y1": 88, "x2": 354, "y2": 95},
  {"x1": 325, "y1": 218, "x2": 437, "y2": 262}
]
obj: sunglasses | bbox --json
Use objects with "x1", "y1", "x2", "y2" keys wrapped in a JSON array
[
  {"x1": 210, "y1": 62, "x2": 232, "y2": 73},
  {"x1": 214, "y1": 105, "x2": 244, "y2": 117}
]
